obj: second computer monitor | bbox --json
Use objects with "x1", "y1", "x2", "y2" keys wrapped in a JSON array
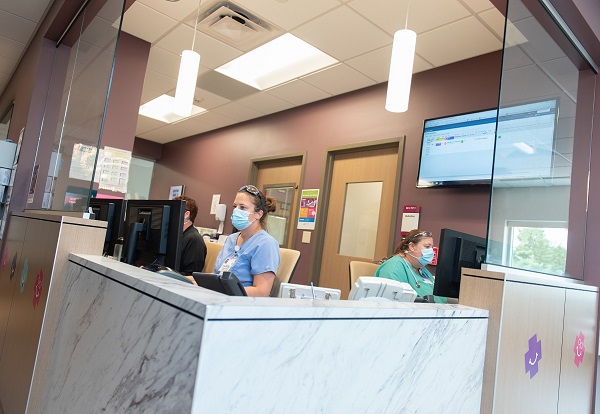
[
  {"x1": 88, "y1": 198, "x2": 127, "y2": 256},
  {"x1": 433, "y1": 228, "x2": 486, "y2": 299}
]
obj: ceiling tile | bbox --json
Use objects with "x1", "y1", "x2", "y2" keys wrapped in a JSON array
[
  {"x1": 211, "y1": 102, "x2": 264, "y2": 122},
  {"x1": 137, "y1": 0, "x2": 201, "y2": 22},
  {"x1": 236, "y1": 92, "x2": 295, "y2": 115},
  {"x1": 136, "y1": 115, "x2": 167, "y2": 135},
  {"x1": 350, "y1": 0, "x2": 471, "y2": 35},
  {"x1": 267, "y1": 79, "x2": 331, "y2": 106},
  {"x1": 479, "y1": 8, "x2": 505, "y2": 39},
  {"x1": 138, "y1": 121, "x2": 200, "y2": 143},
  {"x1": 292, "y1": 6, "x2": 390, "y2": 61},
  {"x1": 122, "y1": 3, "x2": 178, "y2": 44},
  {"x1": 2, "y1": 0, "x2": 51, "y2": 23},
  {"x1": 234, "y1": 0, "x2": 340, "y2": 31},
  {"x1": 345, "y1": 46, "x2": 392, "y2": 83},
  {"x1": 541, "y1": 57, "x2": 579, "y2": 94},
  {"x1": 502, "y1": 45, "x2": 533, "y2": 70},
  {"x1": 417, "y1": 16, "x2": 502, "y2": 66},
  {"x1": 143, "y1": 69, "x2": 177, "y2": 95},
  {"x1": 0, "y1": 55, "x2": 17, "y2": 75},
  {"x1": 156, "y1": 25, "x2": 243, "y2": 69},
  {"x1": 459, "y1": 0, "x2": 496, "y2": 13},
  {"x1": 301, "y1": 63, "x2": 376, "y2": 95},
  {"x1": 0, "y1": 37, "x2": 26, "y2": 60},
  {"x1": 183, "y1": 111, "x2": 237, "y2": 129},
  {"x1": 194, "y1": 87, "x2": 231, "y2": 109},
  {"x1": 147, "y1": 46, "x2": 182, "y2": 78},
  {"x1": 512, "y1": 17, "x2": 565, "y2": 63},
  {"x1": 0, "y1": 10, "x2": 37, "y2": 44},
  {"x1": 500, "y1": 65, "x2": 563, "y2": 102}
]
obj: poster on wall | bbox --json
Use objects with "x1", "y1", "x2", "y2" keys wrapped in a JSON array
[
  {"x1": 68, "y1": 143, "x2": 97, "y2": 181},
  {"x1": 297, "y1": 189, "x2": 319, "y2": 230},
  {"x1": 97, "y1": 146, "x2": 131, "y2": 194}
]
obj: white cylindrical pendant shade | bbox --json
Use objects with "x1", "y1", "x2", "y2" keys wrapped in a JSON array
[
  {"x1": 385, "y1": 29, "x2": 416, "y2": 113},
  {"x1": 174, "y1": 50, "x2": 201, "y2": 117}
]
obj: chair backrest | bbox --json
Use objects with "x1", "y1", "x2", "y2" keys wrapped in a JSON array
[
  {"x1": 349, "y1": 261, "x2": 380, "y2": 287},
  {"x1": 271, "y1": 248, "x2": 301, "y2": 297},
  {"x1": 203, "y1": 242, "x2": 224, "y2": 273}
]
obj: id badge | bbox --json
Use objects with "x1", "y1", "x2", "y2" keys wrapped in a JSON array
[{"x1": 218, "y1": 256, "x2": 237, "y2": 274}]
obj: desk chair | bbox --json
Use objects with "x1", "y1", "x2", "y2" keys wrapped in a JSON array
[
  {"x1": 349, "y1": 261, "x2": 380, "y2": 288},
  {"x1": 270, "y1": 248, "x2": 301, "y2": 297},
  {"x1": 203, "y1": 242, "x2": 224, "y2": 273}
]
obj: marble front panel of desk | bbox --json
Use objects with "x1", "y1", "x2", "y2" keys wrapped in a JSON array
[{"x1": 31, "y1": 255, "x2": 489, "y2": 414}]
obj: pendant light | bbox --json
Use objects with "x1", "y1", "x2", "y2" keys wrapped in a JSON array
[
  {"x1": 174, "y1": 0, "x2": 202, "y2": 117},
  {"x1": 385, "y1": 0, "x2": 416, "y2": 113}
]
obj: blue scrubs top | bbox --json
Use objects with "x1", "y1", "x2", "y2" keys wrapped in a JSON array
[{"x1": 214, "y1": 230, "x2": 280, "y2": 287}]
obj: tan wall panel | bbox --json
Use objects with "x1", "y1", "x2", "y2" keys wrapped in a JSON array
[
  {"x1": 459, "y1": 269, "x2": 505, "y2": 414},
  {"x1": 557, "y1": 288, "x2": 599, "y2": 413},
  {"x1": 494, "y1": 282, "x2": 565, "y2": 414}
]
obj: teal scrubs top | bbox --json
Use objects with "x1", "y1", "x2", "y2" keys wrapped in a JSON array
[{"x1": 374, "y1": 255, "x2": 447, "y2": 303}]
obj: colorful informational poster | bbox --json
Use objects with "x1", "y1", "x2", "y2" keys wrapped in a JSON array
[
  {"x1": 97, "y1": 146, "x2": 132, "y2": 194},
  {"x1": 297, "y1": 189, "x2": 319, "y2": 230}
]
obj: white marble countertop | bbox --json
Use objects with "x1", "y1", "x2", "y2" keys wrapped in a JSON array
[{"x1": 71, "y1": 254, "x2": 489, "y2": 321}]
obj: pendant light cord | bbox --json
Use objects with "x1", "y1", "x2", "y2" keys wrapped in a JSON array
[
  {"x1": 191, "y1": 0, "x2": 202, "y2": 51},
  {"x1": 405, "y1": 0, "x2": 411, "y2": 30}
]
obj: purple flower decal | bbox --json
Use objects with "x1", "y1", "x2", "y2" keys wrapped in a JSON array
[{"x1": 525, "y1": 334, "x2": 542, "y2": 379}]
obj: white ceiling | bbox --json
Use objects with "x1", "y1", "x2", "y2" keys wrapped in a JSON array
[
  {"x1": 125, "y1": 0, "x2": 505, "y2": 144},
  {"x1": 0, "y1": 0, "x2": 505, "y2": 143},
  {"x1": 0, "y1": 0, "x2": 54, "y2": 100}
]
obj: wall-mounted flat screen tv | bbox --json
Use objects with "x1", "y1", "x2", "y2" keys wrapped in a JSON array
[{"x1": 416, "y1": 98, "x2": 558, "y2": 188}]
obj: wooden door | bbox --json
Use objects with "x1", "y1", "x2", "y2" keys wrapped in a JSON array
[{"x1": 318, "y1": 144, "x2": 400, "y2": 298}]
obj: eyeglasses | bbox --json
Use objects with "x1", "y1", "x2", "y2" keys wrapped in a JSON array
[
  {"x1": 405, "y1": 231, "x2": 432, "y2": 245},
  {"x1": 240, "y1": 185, "x2": 266, "y2": 211}
]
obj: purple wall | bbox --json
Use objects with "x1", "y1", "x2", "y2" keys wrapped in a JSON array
[{"x1": 149, "y1": 52, "x2": 502, "y2": 283}]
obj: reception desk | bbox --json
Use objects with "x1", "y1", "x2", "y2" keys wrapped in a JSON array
[{"x1": 28, "y1": 255, "x2": 489, "y2": 414}]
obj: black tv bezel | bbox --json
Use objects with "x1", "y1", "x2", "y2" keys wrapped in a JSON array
[{"x1": 416, "y1": 98, "x2": 560, "y2": 189}]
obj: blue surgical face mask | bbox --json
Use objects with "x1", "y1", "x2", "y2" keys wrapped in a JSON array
[
  {"x1": 231, "y1": 208, "x2": 255, "y2": 230},
  {"x1": 417, "y1": 248, "x2": 434, "y2": 265}
]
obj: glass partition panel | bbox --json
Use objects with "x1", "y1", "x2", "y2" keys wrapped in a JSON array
[
  {"x1": 339, "y1": 181, "x2": 383, "y2": 259},
  {"x1": 33, "y1": 0, "x2": 125, "y2": 211},
  {"x1": 486, "y1": 0, "x2": 595, "y2": 278}
]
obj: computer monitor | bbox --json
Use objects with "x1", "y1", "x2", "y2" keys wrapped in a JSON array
[
  {"x1": 348, "y1": 277, "x2": 417, "y2": 302},
  {"x1": 88, "y1": 198, "x2": 126, "y2": 256},
  {"x1": 433, "y1": 228, "x2": 487, "y2": 299},
  {"x1": 122, "y1": 199, "x2": 185, "y2": 271}
]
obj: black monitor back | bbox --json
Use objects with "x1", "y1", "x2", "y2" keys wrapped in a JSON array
[
  {"x1": 433, "y1": 228, "x2": 486, "y2": 299},
  {"x1": 123, "y1": 199, "x2": 185, "y2": 271},
  {"x1": 88, "y1": 198, "x2": 127, "y2": 256}
]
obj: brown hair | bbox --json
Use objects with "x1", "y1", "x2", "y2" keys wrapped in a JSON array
[
  {"x1": 393, "y1": 229, "x2": 432, "y2": 255},
  {"x1": 238, "y1": 186, "x2": 277, "y2": 227},
  {"x1": 174, "y1": 195, "x2": 198, "y2": 222}
]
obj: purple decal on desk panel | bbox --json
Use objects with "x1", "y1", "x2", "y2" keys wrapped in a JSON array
[
  {"x1": 32, "y1": 268, "x2": 43, "y2": 309},
  {"x1": 10, "y1": 252, "x2": 17, "y2": 280},
  {"x1": 525, "y1": 334, "x2": 542, "y2": 379},
  {"x1": 19, "y1": 257, "x2": 28, "y2": 293},
  {"x1": 574, "y1": 332, "x2": 585, "y2": 367}
]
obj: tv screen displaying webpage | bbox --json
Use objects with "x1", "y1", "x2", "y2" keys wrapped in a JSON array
[{"x1": 416, "y1": 99, "x2": 558, "y2": 188}]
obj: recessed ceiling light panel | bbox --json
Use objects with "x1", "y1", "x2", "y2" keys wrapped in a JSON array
[
  {"x1": 215, "y1": 33, "x2": 338, "y2": 90},
  {"x1": 139, "y1": 95, "x2": 206, "y2": 123}
]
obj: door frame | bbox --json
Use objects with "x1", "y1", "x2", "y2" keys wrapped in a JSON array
[
  {"x1": 248, "y1": 152, "x2": 306, "y2": 248},
  {"x1": 309, "y1": 137, "x2": 405, "y2": 285}
]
